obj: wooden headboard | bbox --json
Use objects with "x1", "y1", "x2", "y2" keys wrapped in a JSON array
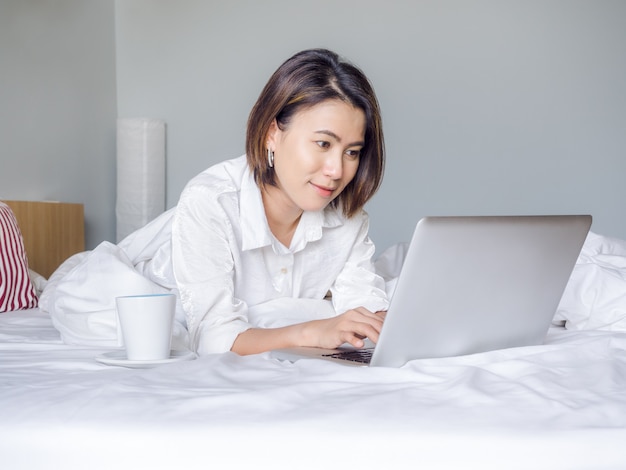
[{"x1": 2, "y1": 200, "x2": 85, "y2": 279}]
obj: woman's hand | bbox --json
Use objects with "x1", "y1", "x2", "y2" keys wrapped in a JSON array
[{"x1": 303, "y1": 307, "x2": 385, "y2": 349}]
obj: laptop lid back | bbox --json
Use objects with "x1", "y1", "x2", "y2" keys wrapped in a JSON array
[{"x1": 370, "y1": 215, "x2": 591, "y2": 367}]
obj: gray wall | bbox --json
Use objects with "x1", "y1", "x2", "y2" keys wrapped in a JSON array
[
  {"x1": 116, "y1": 0, "x2": 626, "y2": 253},
  {"x1": 0, "y1": 0, "x2": 117, "y2": 248},
  {"x1": 2, "y1": 1, "x2": 625, "y2": 254}
]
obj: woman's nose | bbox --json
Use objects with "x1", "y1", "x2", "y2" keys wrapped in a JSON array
[{"x1": 323, "y1": 152, "x2": 343, "y2": 179}]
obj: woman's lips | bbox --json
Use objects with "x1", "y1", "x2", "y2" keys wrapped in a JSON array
[{"x1": 311, "y1": 182, "x2": 336, "y2": 198}]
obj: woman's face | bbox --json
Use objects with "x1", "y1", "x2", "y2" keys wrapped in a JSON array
[{"x1": 266, "y1": 99, "x2": 365, "y2": 214}]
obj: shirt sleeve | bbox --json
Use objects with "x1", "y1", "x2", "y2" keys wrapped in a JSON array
[
  {"x1": 171, "y1": 182, "x2": 250, "y2": 355},
  {"x1": 330, "y1": 211, "x2": 390, "y2": 314}
]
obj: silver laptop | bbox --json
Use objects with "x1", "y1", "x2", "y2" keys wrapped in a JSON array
[{"x1": 271, "y1": 215, "x2": 592, "y2": 367}]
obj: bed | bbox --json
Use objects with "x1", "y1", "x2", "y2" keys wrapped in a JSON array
[{"x1": 2, "y1": 201, "x2": 626, "y2": 470}]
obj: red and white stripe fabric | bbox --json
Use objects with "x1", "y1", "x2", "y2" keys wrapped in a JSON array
[{"x1": 0, "y1": 202, "x2": 37, "y2": 312}]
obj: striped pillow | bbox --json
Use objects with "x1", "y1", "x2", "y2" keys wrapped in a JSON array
[{"x1": 0, "y1": 202, "x2": 38, "y2": 312}]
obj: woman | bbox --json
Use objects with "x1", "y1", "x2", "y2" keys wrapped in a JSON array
[{"x1": 44, "y1": 48, "x2": 390, "y2": 356}]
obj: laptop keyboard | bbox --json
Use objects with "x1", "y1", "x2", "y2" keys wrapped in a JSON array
[{"x1": 322, "y1": 349, "x2": 373, "y2": 364}]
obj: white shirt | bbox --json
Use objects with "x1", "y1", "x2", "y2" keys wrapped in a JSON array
[{"x1": 140, "y1": 156, "x2": 389, "y2": 355}]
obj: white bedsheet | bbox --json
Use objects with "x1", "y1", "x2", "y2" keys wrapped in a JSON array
[{"x1": 1, "y1": 308, "x2": 626, "y2": 470}]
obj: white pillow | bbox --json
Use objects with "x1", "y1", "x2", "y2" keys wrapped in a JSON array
[{"x1": 555, "y1": 232, "x2": 626, "y2": 330}]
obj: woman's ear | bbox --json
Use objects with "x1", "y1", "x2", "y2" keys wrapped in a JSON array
[{"x1": 265, "y1": 119, "x2": 279, "y2": 150}]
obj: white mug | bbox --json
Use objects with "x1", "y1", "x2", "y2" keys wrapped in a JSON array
[{"x1": 116, "y1": 293, "x2": 176, "y2": 361}]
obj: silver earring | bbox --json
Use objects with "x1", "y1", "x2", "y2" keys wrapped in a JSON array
[{"x1": 267, "y1": 148, "x2": 274, "y2": 168}]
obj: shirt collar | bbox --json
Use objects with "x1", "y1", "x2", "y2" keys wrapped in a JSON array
[{"x1": 239, "y1": 168, "x2": 344, "y2": 253}]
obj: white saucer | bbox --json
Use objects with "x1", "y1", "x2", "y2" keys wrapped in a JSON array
[{"x1": 95, "y1": 349, "x2": 197, "y2": 368}]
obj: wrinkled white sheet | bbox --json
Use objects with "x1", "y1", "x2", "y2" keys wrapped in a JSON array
[{"x1": 1, "y1": 308, "x2": 626, "y2": 470}]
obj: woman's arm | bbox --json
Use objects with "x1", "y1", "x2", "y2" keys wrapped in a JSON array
[
  {"x1": 231, "y1": 306, "x2": 385, "y2": 355},
  {"x1": 329, "y1": 212, "x2": 389, "y2": 315},
  {"x1": 172, "y1": 180, "x2": 251, "y2": 355}
]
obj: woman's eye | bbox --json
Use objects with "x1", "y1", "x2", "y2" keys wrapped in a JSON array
[
  {"x1": 345, "y1": 149, "x2": 361, "y2": 159},
  {"x1": 316, "y1": 141, "x2": 330, "y2": 149}
]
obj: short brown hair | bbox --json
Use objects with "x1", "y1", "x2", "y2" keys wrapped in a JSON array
[{"x1": 246, "y1": 49, "x2": 385, "y2": 218}]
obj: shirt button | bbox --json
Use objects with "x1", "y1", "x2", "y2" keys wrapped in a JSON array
[{"x1": 280, "y1": 268, "x2": 288, "y2": 274}]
